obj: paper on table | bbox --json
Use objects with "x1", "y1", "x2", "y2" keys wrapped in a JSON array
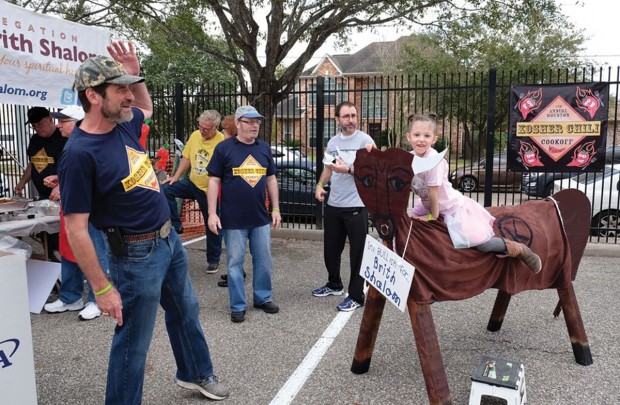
[{"x1": 412, "y1": 148, "x2": 448, "y2": 174}]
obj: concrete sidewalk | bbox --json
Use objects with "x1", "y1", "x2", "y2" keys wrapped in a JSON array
[{"x1": 31, "y1": 236, "x2": 620, "y2": 404}]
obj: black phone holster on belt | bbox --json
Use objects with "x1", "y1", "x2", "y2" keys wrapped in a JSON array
[{"x1": 104, "y1": 227, "x2": 128, "y2": 257}]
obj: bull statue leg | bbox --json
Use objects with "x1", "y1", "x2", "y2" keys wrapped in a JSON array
[
  {"x1": 408, "y1": 297, "x2": 453, "y2": 405},
  {"x1": 557, "y1": 284, "x2": 593, "y2": 366},
  {"x1": 351, "y1": 286, "x2": 387, "y2": 374},
  {"x1": 487, "y1": 290, "x2": 513, "y2": 332}
]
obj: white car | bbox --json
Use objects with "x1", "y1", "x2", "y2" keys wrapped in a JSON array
[
  {"x1": 271, "y1": 145, "x2": 307, "y2": 163},
  {"x1": 553, "y1": 164, "x2": 619, "y2": 237}
]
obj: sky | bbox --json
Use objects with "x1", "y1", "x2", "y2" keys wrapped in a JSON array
[{"x1": 276, "y1": 0, "x2": 620, "y2": 70}]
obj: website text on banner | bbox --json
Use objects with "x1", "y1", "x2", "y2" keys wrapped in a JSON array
[
  {"x1": 0, "y1": 1, "x2": 110, "y2": 108},
  {"x1": 360, "y1": 235, "x2": 415, "y2": 312}
]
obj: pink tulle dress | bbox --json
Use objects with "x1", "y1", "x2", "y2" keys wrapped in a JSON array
[{"x1": 408, "y1": 148, "x2": 496, "y2": 249}]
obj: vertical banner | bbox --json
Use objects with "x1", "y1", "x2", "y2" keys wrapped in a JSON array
[
  {"x1": 0, "y1": 1, "x2": 111, "y2": 108},
  {"x1": 508, "y1": 83, "x2": 609, "y2": 172}
]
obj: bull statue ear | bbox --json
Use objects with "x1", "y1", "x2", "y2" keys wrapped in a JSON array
[{"x1": 412, "y1": 148, "x2": 447, "y2": 174}]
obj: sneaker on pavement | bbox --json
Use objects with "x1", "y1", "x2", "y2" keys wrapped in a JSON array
[
  {"x1": 337, "y1": 296, "x2": 363, "y2": 312},
  {"x1": 231, "y1": 310, "x2": 246, "y2": 323},
  {"x1": 253, "y1": 301, "x2": 279, "y2": 314},
  {"x1": 205, "y1": 263, "x2": 220, "y2": 274},
  {"x1": 44, "y1": 298, "x2": 84, "y2": 313},
  {"x1": 175, "y1": 375, "x2": 229, "y2": 400},
  {"x1": 78, "y1": 302, "x2": 102, "y2": 321},
  {"x1": 312, "y1": 285, "x2": 344, "y2": 297}
]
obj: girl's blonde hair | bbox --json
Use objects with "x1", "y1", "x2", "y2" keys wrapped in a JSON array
[{"x1": 407, "y1": 113, "x2": 437, "y2": 132}]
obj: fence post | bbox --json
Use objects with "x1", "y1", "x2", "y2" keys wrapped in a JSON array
[
  {"x1": 483, "y1": 69, "x2": 497, "y2": 207},
  {"x1": 174, "y1": 83, "x2": 185, "y2": 143},
  {"x1": 315, "y1": 76, "x2": 325, "y2": 229}
]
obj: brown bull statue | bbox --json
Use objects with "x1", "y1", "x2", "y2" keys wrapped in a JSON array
[{"x1": 350, "y1": 148, "x2": 592, "y2": 405}]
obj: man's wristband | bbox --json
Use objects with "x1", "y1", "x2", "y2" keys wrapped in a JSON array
[
  {"x1": 316, "y1": 181, "x2": 324, "y2": 189},
  {"x1": 94, "y1": 282, "x2": 112, "y2": 296},
  {"x1": 427, "y1": 213, "x2": 434, "y2": 220},
  {"x1": 272, "y1": 207, "x2": 280, "y2": 212}
]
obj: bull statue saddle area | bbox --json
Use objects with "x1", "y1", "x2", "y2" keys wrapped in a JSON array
[{"x1": 350, "y1": 147, "x2": 592, "y2": 405}]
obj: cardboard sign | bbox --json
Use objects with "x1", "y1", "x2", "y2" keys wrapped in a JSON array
[{"x1": 360, "y1": 235, "x2": 415, "y2": 312}]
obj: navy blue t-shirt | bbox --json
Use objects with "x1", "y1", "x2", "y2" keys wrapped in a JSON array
[
  {"x1": 27, "y1": 128, "x2": 67, "y2": 199},
  {"x1": 207, "y1": 137, "x2": 275, "y2": 229},
  {"x1": 58, "y1": 108, "x2": 169, "y2": 234}
]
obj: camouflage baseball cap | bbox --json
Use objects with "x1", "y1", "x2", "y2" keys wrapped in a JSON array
[{"x1": 74, "y1": 55, "x2": 144, "y2": 92}]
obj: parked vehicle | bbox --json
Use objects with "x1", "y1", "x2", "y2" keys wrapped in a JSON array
[
  {"x1": 553, "y1": 164, "x2": 619, "y2": 237},
  {"x1": 449, "y1": 152, "x2": 522, "y2": 192},
  {"x1": 271, "y1": 145, "x2": 307, "y2": 163},
  {"x1": 276, "y1": 160, "x2": 318, "y2": 217},
  {"x1": 522, "y1": 145, "x2": 620, "y2": 197}
]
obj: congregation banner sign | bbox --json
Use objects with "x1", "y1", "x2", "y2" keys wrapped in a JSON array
[
  {"x1": 0, "y1": 0, "x2": 110, "y2": 108},
  {"x1": 508, "y1": 83, "x2": 609, "y2": 172}
]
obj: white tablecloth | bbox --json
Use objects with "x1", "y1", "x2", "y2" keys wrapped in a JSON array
[{"x1": 0, "y1": 215, "x2": 60, "y2": 238}]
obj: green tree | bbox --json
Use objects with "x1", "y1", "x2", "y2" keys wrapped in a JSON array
[
  {"x1": 12, "y1": 0, "x2": 579, "y2": 142},
  {"x1": 396, "y1": 6, "x2": 591, "y2": 159}
]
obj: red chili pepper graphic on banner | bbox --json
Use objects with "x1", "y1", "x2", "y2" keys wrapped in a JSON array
[
  {"x1": 517, "y1": 88, "x2": 543, "y2": 119},
  {"x1": 575, "y1": 87, "x2": 603, "y2": 119},
  {"x1": 567, "y1": 140, "x2": 596, "y2": 167},
  {"x1": 518, "y1": 141, "x2": 544, "y2": 168}
]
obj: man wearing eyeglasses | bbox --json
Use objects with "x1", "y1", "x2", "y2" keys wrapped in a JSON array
[
  {"x1": 161, "y1": 110, "x2": 224, "y2": 274},
  {"x1": 206, "y1": 105, "x2": 281, "y2": 323},
  {"x1": 312, "y1": 101, "x2": 375, "y2": 312}
]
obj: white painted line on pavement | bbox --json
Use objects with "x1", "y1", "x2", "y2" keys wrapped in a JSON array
[
  {"x1": 181, "y1": 235, "x2": 206, "y2": 246},
  {"x1": 269, "y1": 310, "x2": 354, "y2": 405}
]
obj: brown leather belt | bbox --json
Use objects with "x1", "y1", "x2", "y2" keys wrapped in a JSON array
[{"x1": 122, "y1": 219, "x2": 172, "y2": 243}]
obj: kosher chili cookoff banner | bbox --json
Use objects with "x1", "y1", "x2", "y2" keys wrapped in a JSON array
[
  {"x1": 508, "y1": 83, "x2": 609, "y2": 172},
  {"x1": 0, "y1": 1, "x2": 110, "y2": 108}
]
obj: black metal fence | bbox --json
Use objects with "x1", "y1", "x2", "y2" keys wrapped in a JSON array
[{"x1": 1, "y1": 67, "x2": 618, "y2": 242}]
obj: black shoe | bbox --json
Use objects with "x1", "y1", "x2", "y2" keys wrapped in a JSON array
[
  {"x1": 217, "y1": 280, "x2": 228, "y2": 288},
  {"x1": 253, "y1": 301, "x2": 279, "y2": 314},
  {"x1": 231, "y1": 310, "x2": 246, "y2": 323},
  {"x1": 220, "y1": 272, "x2": 247, "y2": 281},
  {"x1": 205, "y1": 263, "x2": 219, "y2": 274}
]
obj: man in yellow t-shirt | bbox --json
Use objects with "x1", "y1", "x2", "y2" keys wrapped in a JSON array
[{"x1": 162, "y1": 110, "x2": 225, "y2": 273}]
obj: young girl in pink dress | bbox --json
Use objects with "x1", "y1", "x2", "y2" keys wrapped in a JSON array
[{"x1": 406, "y1": 114, "x2": 541, "y2": 273}]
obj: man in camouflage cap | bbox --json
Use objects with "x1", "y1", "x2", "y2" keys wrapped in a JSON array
[
  {"x1": 73, "y1": 55, "x2": 144, "y2": 92},
  {"x1": 58, "y1": 40, "x2": 229, "y2": 403}
]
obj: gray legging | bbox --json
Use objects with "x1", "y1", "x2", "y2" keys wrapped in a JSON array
[{"x1": 475, "y1": 237, "x2": 507, "y2": 253}]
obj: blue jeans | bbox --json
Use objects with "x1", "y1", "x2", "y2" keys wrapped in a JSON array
[
  {"x1": 105, "y1": 230, "x2": 216, "y2": 405},
  {"x1": 60, "y1": 223, "x2": 108, "y2": 304},
  {"x1": 223, "y1": 224, "x2": 274, "y2": 312},
  {"x1": 163, "y1": 177, "x2": 222, "y2": 264}
]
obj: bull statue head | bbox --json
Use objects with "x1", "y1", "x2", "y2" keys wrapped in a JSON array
[{"x1": 354, "y1": 148, "x2": 414, "y2": 240}]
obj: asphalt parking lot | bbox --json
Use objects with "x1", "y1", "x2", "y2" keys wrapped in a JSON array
[{"x1": 31, "y1": 234, "x2": 620, "y2": 405}]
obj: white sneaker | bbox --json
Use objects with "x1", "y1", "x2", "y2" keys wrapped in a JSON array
[
  {"x1": 78, "y1": 302, "x2": 102, "y2": 321},
  {"x1": 44, "y1": 298, "x2": 84, "y2": 313}
]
